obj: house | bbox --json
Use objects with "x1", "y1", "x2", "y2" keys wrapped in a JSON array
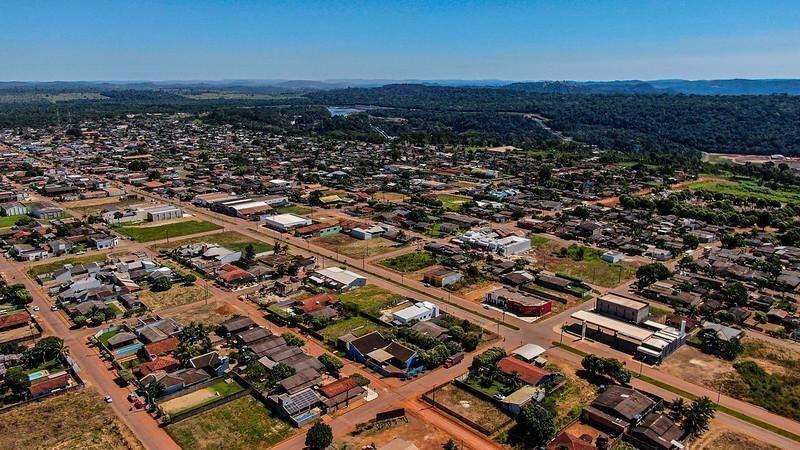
[
  {"x1": 629, "y1": 411, "x2": 684, "y2": 450},
  {"x1": 106, "y1": 331, "x2": 138, "y2": 349},
  {"x1": 392, "y1": 301, "x2": 440, "y2": 325},
  {"x1": 497, "y1": 356, "x2": 551, "y2": 386},
  {"x1": 500, "y1": 385, "x2": 545, "y2": 416},
  {"x1": 601, "y1": 250, "x2": 625, "y2": 264},
  {"x1": 136, "y1": 355, "x2": 181, "y2": 377},
  {"x1": 701, "y1": 322, "x2": 744, "y2": 342},
  {"x1": 485, "y1": 287, "x2": 552, "y2": 317},
  {"x1": 91, "y1": 235, "x2": 119, "y2": 250},
  {"x1": 410, "y1": 321, "x2": 449, "y2": 341},
  {"x1": 309, "y1": 267, "x2": 367, "y2": 291},
  {"x1": 143, "y1": 336, "x2": 179, "y2": 359},
  {"x1": 268, "y1": 388, "x2": 322, "y2": 426},
  {"x1": 319, "y1": 376, "x2": 366, "y2": 412},
  {"x1": 423, "y1": 267, "x2": 462, "y2": 287},
  {"x1": 263, "y1": 213, "x2": 313, "y2": 232},
  {"x1": 28, "y1": 372, "x2": 72, "y2": 398},
  {"x1": 511, "y1": 343, "x2": 547, "y2": 364},
  {"x1": 582, "y1": 385, "x2": 655, "y2": 434},
  {"x1": 189, "y1": 351, "x2": 229, "y2": 375},
  {"x1": 346, "y1": 331, "x2": 421, "y2": 378},
  {"x1": 235, "y1": 326, "x2": 273, "y2": 346},
  {"x1": 279, "y1": 368, "x2": 323, "y2": 394},
  {"x1": 295, "y1": 293, "x2": 339, "y2": 314},
  {"x1": 219, "y1": 316, "x2": 256, "y2": 335},
  {"x1": 0, "y1": 312, "x2": 30, "y2": 332}
]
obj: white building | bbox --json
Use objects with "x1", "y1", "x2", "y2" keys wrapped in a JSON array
[
  {"x1": 459, "y1": 230, "x2": 531, "y2": 256},
  {"x1": 392, "y1": 301, "x2": 440, "y2": 325},
  {"x1": 309, "y1": 267, "x2": 367, "y2": 291},
  {"x1": 263, "y1": 213, "x2": 313, "y2": 232}
]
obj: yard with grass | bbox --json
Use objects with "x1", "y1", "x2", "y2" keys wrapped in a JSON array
[
  {"x1": 139, "y1": 282, "x2": 208, "y2": 311},
  {"x1": 0, "y1": 388, "x2": 142, "y2": 450},
  {"x1": 0, "y1": 214, "x2": 27, "y2": 229},
  {"x1": 684, "y1": 179, "x2": 800, "y2": 205},
  {"x1": 166, "y1": 396, "x2": 293, "y2": 450},
  {"x1": 273, "y1": 204, "x2": 315, "y2": 216},
  {"x1": 338, "y1": 285, "x2": 403, "y2": 314},
  {"x1": 437, "y1": 194, "x2": 471, "y2": 211},
  {"x1": 530, "y1": 240, "x2": 638, "y2": 288},
  {"x1": 431, "y1": 383, "x2": 511, "y2": 434},
  {"x1": 313, "y1": 234, "x2": 401, "y2": 259},
  {"x1": 27, "y1": 252, "x2": 109, "y2": 278},
  {"x1": 541, "y1": 364, "x2": 598, "y2": 429},
  {"x1": 161, "y1": 379, "x2": 245, "y2": 416},
  {"x1": 113, "y1": 220, "x2": 222, "y2": 242},
  {"x1": 380, "y1": 251, "x2": 438, "y2": 273},
  {"x1": 150, "y1": 230, "x2": 273, "y2": 254},
  {"x1": 318, "y1": 315, "x2": 388, "y2": 343},
  {"x1": 96, "y1": 329, "x2": 122, "y2": 346}
]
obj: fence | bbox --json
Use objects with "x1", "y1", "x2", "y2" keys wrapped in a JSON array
[
  {"x1": 165, "y1": 387, "x2": 252, "y2": 424},
  {"x1": 155, "y1": 374, "x2": 230, "y2": 403}
]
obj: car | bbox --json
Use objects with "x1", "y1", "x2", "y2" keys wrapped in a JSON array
[
  {"x1": 423, "y1": 282, "x2": 431, "y2": 287},
  {"x1": 32, "y1": 305, "x2": 40, "y2": 311},
  {"x1": 483, "y1": 304, "x2": 490, "y2": 309},
  {"x1": 50, "y1": 305, "x2": 58, "y2": 311},
  {"x1": 127, "y1": 393, "x2": 138, "y2": 402},
  {"x1": 75, "y1": 250, "x2": 87, "y2": 255},
  {"x1": 104, "y1": 395, "x2": 113, "y2": 403}
]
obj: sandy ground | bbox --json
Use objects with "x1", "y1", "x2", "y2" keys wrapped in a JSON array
[
  {"x1": 338, "y1": 411, "x2": 463, "y2": 450},
  {"x1": 694, "y1": 419, "x2": 781, "y2": 450},
  {"x1": 453, "y1": 281, "x2": 502, "y2": 302},
  {"x1": 161, "y1": 389, "x2": 217, "y2": 414}
]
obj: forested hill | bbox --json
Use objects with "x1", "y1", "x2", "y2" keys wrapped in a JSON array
[{"x1": 306, "y1": 84, "x2": 800, "y2": 156}]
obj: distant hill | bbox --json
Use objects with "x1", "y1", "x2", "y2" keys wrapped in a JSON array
[{"x1": 505, "y1": 79, "x2": 800, "y2": 95}]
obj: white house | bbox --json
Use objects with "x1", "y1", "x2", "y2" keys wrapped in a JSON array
[
  {"x1": 309, "y1": 267, "x2": 367, "y2": 291},
  {"x1": 392, "y1": 301, "x2": 440, "y2": 325},
  {"x1": 263, "y1": 213, "x2": 313, "y2": 232}
]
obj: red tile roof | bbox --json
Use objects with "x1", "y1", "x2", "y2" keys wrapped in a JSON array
[
  {"x1": 0, "y1": 312, "x2": 30, "y2": 331},
  {"x1": 137, "y1": 355, "x2": 180, "y2": 376},
  {"x1": 546, "y1": 432, "x2": 596, "y2": 450},
  {"x1": 218, "y1": 264, "x2": 253, "y2": 283},
  {"x1": 296, "y1": 293, "x2": 339, "y2": 313},
  {"x1": 319, "y1": 376, "x2": 361, "y2": 398},
  {"x1": 497, "y1": 356, "x2": 550, "y2": 386},
  {"x1": 28, "y1": 373, "x2": 70, "y2": 396},
  {"x1": 144, "y1": 336, "x2": 178, "y2": 356}
]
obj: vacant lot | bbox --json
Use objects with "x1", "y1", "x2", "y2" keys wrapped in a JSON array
[
  {"x1": 338, "y1": 285, "x2": 403, "y2": 314},
  {"x1": 319, "y1": 315, "x2": 388, "y2": 343},
  {"x1": 0, "y1": 388, "x2": 142, "y2": 450},
  {"x1": 314, "y1": 234, "x2": 400, "y2": 259},
  {"x1": 164, "y1": 301, "x2": 241, "y2": 327},
  {"x1": 542, "y1": 364, "x2": 597, "y2": 429},
  {"x1": 273, "y1": 204, "x2": 315, "y2": 216},
  {"x1": 380, "y1": 251, "x2": 438, "y2": 273},
  {"x1": 151, "y1": 230, "x2": 272, "y2": 254},
  {"x1": 695, "y1": 421, "x2": 780, "y2": 450},
  {"x1": 161, "y1": 379, "x2": 245, "y2": 416},
  {"x1": 114, "y1": 220, "x2": 222, "y2": 242},
  {"x1": 0, "y1": 214, "x2": 27, "y2": 229},
  {"x1": 529, "y1": 239, "x2": 638, "y2": 288},
  {"x1": 166, "y1": 396, "x2": 293, "y2": 450},
  {"x1": 432, "y1": 383, "x2": 511, "y2": 434},
  {"x1": 684, "y1": 179, "x2": 800, "y2": 205},
  {"x1": 437, "y1": 194, "x2": 471, "y2": 211},
  {"x1": 62, "y1": 196, "x2": 143, "y2": 215},
  {"x1": 27, "y1": 252, "x2": 109, "y2": 278},
  {"x1": 139, "y1": 283, "x2": 208, "y2": 311},
  {"x1": 340, "y1": 411, "x2": 457, "y2": 450},
  {"x1": 453, "y1": 281, "x2": 501, "y2": 302}
]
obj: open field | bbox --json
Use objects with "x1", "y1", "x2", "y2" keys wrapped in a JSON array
[
  {"x1": 163, "y1": 301, "x2": 242, "y2": 327},
  {"x1": 0, "y1": 214, "x2": 27, "y2": 228},
  {"x1": 437, "y1": 193, "x2": 471, "y2": 211},
  {"x1": 139, "y1": 283, "x2": 208, "y2": 311},
  {"x1": 684, "y1": 179, "x2": 800, "y2": 205},
  {"x1": 529, "y1": 238, "x2": 638, "y2": 288},
  {"x1": 0, "y1": 92, "x2": 109, "y2": 103},
  {"x1": 166, "y1": 395, "x2": 293, "y2": 450},
  {"x1": 113, "y1": 220, "x2": 222, "y2": 242},
  {"x1": 0, "y1": 388, "x2": 142, "y2": 450},
  {"x1": 543, "y1": 364, "x2": 597, "y2": 429},
  {"x1": 452, "y1": 281, "x2": 501, "y2": 302},
  {"x1": 273, "y1": 204, "x2": 315, "y2": 216},
  {"x1": 694, "y1": 420, "x2": 780, "y2": 450},
  {"x1": 27, "y1": 252, "x2": 109, "y2": 278},
  {"x1": 62, "y1": 196, "x2": 144, "y2": 214},
  {"x1": 338, "y1": 285, "x2": 404, "y2": 314},
  {"x1": 318, "y1": 315, "x2": 389, "y2": 343},
  {"x1": 371, "y1": 191, "x2": 407, "y2": 202},
  {"x1": 339, "y1": 411, "x2": 458, "y2": 450},
  {"x1": 181, "y1": 92, "x2": 301, "y2": 100},
  {"x1": 433, "y1": 383, "x2": 511, "y2": 433},
  {"x1": 313, "y1": 234, "x2": 401, "y2": 259},
  {"x1": 161, "y1": 379, "x2": 245, "y2": 416},
  {"x1": 150, "y1": 230, "x2": 273, "y2": 254},
  {"x1": 380, "y1": 251, "x2": 437, "y2": 273}
]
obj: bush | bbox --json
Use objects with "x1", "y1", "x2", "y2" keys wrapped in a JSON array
[
  {"x1": 305, "y1": 422, "x2": 333, "y2": 449},
  {"x1": 282, "y1": 332, "x2": 305, "y2": 347},
  {"x1": 151, "y1": 277, "x2": 172, "y2": 292}
]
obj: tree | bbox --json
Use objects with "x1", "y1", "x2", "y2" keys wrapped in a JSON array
[
  {"x1": 670, "y1": 398, "x2": 687, "y2": 420},
  {"x1": 71, "y1": 314, "x2": 87, "y2": 328},
  {"x1": 23, "y1": 336, "x2": 66, "y2": 367},
  {"x1": 244, "y1": 243, "x2": 256, "y2": 260},
  {"x1": 143, "y1": 381, "x2": 165, "y2": 409},
  {"x1": 151, "y1": 277, "x2": 172, "y2": 292},
  {"x1": 719, "y1": 281, "x2": 748, "y2": 307},
  {"x1": 581, "y1": 354, "x2": 631, "y2": 385},
  {"x1": 443, "y1": 439, "x2": 458, "y2": 450},
  {"x1": 14, "y1": 215, "x2": 34, "y2": 226},
  {"x1": 515, "y1": 403, "x2": 554, "y2": 447},
  {"x1": 174, "y1": 322, "x2": 212, "y2": 364},
  {"x1": 636, "y1": 262, "x2": 672, "y2": 287},
  {"x1": 683, "y1": 233, "x2": 700, "y2": 249},
  {"x1": 318, "y1": 354, "x2": 344, "y2": 376},
  {"x1": 461, "y1": 332, "x2": 480, "y2": 352},
  {"x1": 181, "y1": 273, "x2": 197, "y2": 285},
  {"x1": 5, "y1": 365, "x2": 31, "y2": 395},
  {"x1": 305, "y1": 421, "x2": 333, "y2": 449},
  {"x1": 282, "y1": 332, "x2": 305, "y2": 347},
  {"x1": 684, "y1": 396, "x2": 715, "y2": 437}
]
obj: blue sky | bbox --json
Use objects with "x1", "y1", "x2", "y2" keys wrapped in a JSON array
[{"x1": 1, "y1": 0, "x2": 799, "y2": 81}]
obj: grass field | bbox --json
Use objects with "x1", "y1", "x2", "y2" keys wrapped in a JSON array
[
  {"x1": 530, "y1": 234, "x2": 551, "y2": 248},
  {"x1": 150, "y1": 230, "x2": 272, "y2": 254},
  {"x1": 273, "y1": 204, "x2": 315, "y2": 215},
  {"x1": 139, "y1": 283, "x2": 208, "y2": 310},
  {"x1": 0, "y1": 388, "x2": 142, "y2": 450},
  {"x1": 27, "y1": 253, "x2": 109, "y2": 278},
  {"x1": 0, "y1": 214, "x2": 27, "y2": 228},
  {"x1": 314, "y1": 234, "x2": 400, "y2": 259},
  {"x1": 161, "y1": 379, "x2": 245, "y2": 416},
  {"x1": 531, "y1": 240, "x2": 638, "y2": 288},
  {"x1": 97, "y1": 329, "x2": 122, "y2": 346},
  {"x1": 166, "y1": 396, "x2": 293, "y2": 450},
  {"x1": 684, "y1": 179, "x2": 800, "y2": 205},
  {"x1": 432, "y1": 383, "x2": 511, "y2": 433},
  {"x1": 338, "y1": 285, "x2": 403, "y2": 314},
  {"x1": 318, "y1": 315, "x2": 388, "y2": 343},
  {"x1": 380, "y1": 251, "x2": 438, "y2": 273},
  {"x1": 113, "y1": 220, "x2": 222, "y2": 242},
  {"x1": 437, "y1": 194, "x2": 471, "y2": 211}
]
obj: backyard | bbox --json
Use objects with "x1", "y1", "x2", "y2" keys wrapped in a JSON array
[
  {"x1": 160, "y1": 379, "x2": 245, "y2": 416},
  {"x1": 0, "y1": 388, "x2": 142, "y2": 450},
  {"x1": 113, "y1": 220, "x2": 222, "y2": 242},
  {"x1": 166, "y1": 396, "x2": 294, "y2": 450},
  {"x1": 338, "y1": 285, "x2": 404, "y2": 314},
  {"x1": 150, "y1": 230, "x2": 273, "y2": 254},
  {"x1": 318, "y1": 315, "x2": 389, "y2": 343},
  {"x1": 313, "y1": 234, "x2": 401, "y2": 259},
  {"x1": 380, "y1": 251, "x2": 438, "y2": 273}
]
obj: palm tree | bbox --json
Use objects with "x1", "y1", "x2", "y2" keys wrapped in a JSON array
[{"x1": 684, "y1": 396, "x2": 715, "y2": 438}]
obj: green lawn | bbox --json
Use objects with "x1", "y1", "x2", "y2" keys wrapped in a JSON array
[
  {"x1": 0, "y1": 214, "x2": 27, "y2": 228},
  {"x1": 337, "y1": 285, "x2": 403, "y2": 314},
  {"x1": 27, "y1": 253, "x2": 108, "y2": 278},
  {"x1": 319, "y1": 315, "x2": 388, "y2": 343},
  {"x1": 96, "y1": 329, "x2": 121, "y2": 346},
  {"x1": 380, "y1": 251, "x2": 438, "y2": 273},
  {"x1": 273, "y1": 204, "x2": 315, "y2": 216},
  {"x1": 530, "y1": 234, "x2": 551, "y2": 248},
  {"x1": 437, "y1": 194, "x2": 471, "y2": 211},
  {"x1": 552, "y1": 245, "x2": 637, "y2": 288},
  {"x1": 166, "y1": 396, "x2": 294, "y2": 450},
  {"x1": 150, "y1": 230, "x2": 272, "y2": 254},
  {"x1": 685, "y1": 179, "x2": 800, "y2": 205},
  {"x1": 113, "y1": 220, "x2": 222, "y2": 242}
]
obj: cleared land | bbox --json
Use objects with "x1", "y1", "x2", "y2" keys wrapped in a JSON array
[
  {"x1": 0, "y1": 388, "x2": 142, "y2": 450},
  {"x1": 380, "y1": 251, "x2": 437, "y2": 273},
  {"x1": 319, "y1": 315, "x2": 389, "y2": 343},
  {"x1": 113, "y1": 220, "x2": 222, "y2": 242},
  {"x1": 433, "y1": 383, "x2": 511, "y2": 433},
  {"x1": 313, "y1": 234, "x2": 401, "y2": 259},
  {"x1": 161, "y1": 379, "x2": 245, "y2": 416},
  {"x1": 694, "y1": 420, "x2": 780, "y2": 450},
  {"x1": 684, "y1": 179, "x2": 800, "y2": 205},
  {"x1": 543, "y1": 364, "x2": 597, "y2": 429},
  {"x1": 340, "y1": 411, "x2": 458, "y2": 450},
  {"x1": 163, "y1": 301, "x2": 241, "y2": 327},
  {"x1": 150, "y1": 230, "x2": 273, "y2": 254},
  {"x1": 62, "y1": 196, "x2": 143, "y2": 215},
  {"x1": 27, "y1": 252, "x2": 108, "y2": 278},
  {"x1": 139, "y1": 283, "x2": 208, "y2": 311},
  {"x1": 437, "y1": 194, "x2": 471, "y2": 211},
  {"x1": 338, "y1": 285, "x2": 404, "y2": 314},
  {"x1": 529, "y1": 238, "x2": 638, "y2": 288},
  {"x1": 166, "y1": 395, "x2": 293, "y2": 450}
]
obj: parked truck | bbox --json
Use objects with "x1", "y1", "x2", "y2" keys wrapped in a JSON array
[{"x1": 443, "y1": 352, "x2": 464, "y2": 368}]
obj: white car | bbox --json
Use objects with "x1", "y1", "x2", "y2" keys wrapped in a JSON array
[
  {"x1": 32, "y1": 305, "x2": 40, "y2": 312},
  {"x1": 50, "y1": 305, "x2": 58, "y2": 311},
  {"x1": 104, "y1": 395, "x2": 113, "y2": 403}
]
